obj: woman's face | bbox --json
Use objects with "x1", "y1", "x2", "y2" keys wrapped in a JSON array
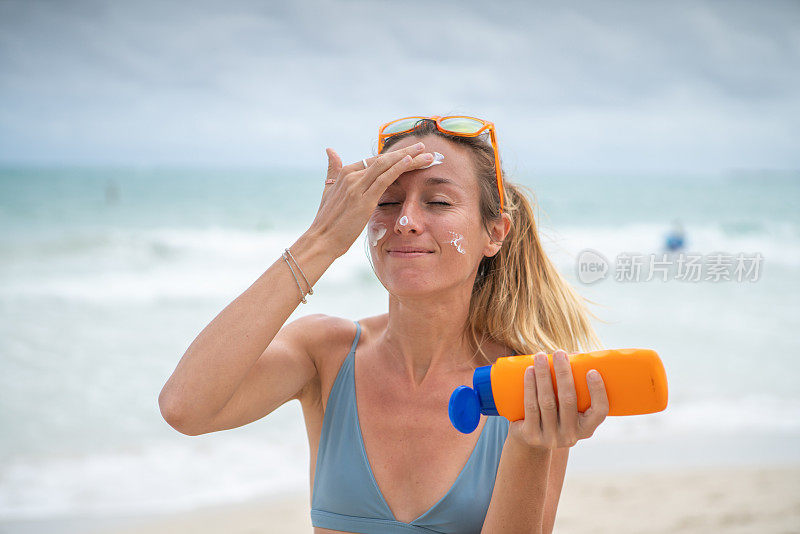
[{"x1": 368, "y1": 134, "x2": 502, "y2": 296}]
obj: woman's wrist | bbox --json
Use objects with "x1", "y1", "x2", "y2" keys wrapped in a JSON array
[
  {"x1": 282, "y1": 230, "x2": 339, "y2": 299},
  {"x1": 301, "y1": 225, "x2": 348, "y2": 259},
  {"x1": 505, "y1": 428, "x2": 554, "y2": 454},
  {"x1": 295, "y1": 227, "x2": 339, "y2": 260}
]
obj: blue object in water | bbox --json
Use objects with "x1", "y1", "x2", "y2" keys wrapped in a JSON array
[{"x1": 665, "y1": 233, "x2": 684, "y2": 251}]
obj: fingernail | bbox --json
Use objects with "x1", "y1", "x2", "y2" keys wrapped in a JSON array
[
  {"x1": 589, "y1": 370, "x2": 600, "y2": 381},
  {"x1": 535, "y1": 354, "x2": 546, "y2": 365},
  {"x1": 413, "y1": 142, "x2": 424, "y2": 150},
  {"x1": 419, "y1": 151, "x2": 444, "y2": 169}
]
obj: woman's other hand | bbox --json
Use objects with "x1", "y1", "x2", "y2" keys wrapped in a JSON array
[
  {"x1": 308, "y1": 143, "x2": 435, "y2": 258},
  {"x1": 508, "y1": 350, "x2": 609, "y2": 449}
]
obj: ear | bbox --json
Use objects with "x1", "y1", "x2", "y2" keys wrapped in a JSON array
[{"x1": 483, "y1": 213, "x2": 512, "y2": 258}]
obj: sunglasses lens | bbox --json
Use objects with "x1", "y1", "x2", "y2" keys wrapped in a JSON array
[
  {"x1": 439, "y1": 117, "x2": 485, "y2": 134},
  {"x1": 382, "y1": 117, "x2": 427, "y2": 135}
]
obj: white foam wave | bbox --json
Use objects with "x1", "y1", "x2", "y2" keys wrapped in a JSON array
[
  {"x1": 0, "y1": 425, "x2": 308, "y2": 520},
  {"x1": 1, "y1": 221, "x2": 796, "y2": 302},
  {"x1": 540, "y1": 221, "x2": 799, "y2": 270},
  {"x1": 1, "y1": 393, "x2": 797, "y2": 520},
  {"x1": 0, "y1": 226, "x2": 376, "y2": 302},
  {"x1": 595, "y1": 394, "x2": 800, "y2": 442}
]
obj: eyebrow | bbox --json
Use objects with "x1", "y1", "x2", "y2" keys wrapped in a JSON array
[{"x1": 387, "y1": 177, "x2": 465, "y2": 190}]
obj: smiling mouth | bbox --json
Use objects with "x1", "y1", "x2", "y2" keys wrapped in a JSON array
[{"x1": 387, "y1": 250, "x2": 433, "y2": 257}]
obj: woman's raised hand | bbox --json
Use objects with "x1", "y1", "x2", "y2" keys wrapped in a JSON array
[
  {"x1": 309, "y1": 142, "x2": 435, "y2": 258},
  {"x1": 508, "y1": 350, "x2": 610, "y2": 450}
]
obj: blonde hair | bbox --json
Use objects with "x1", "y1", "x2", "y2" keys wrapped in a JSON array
[{"x1": 380, "y1": 119, "x2": 604, "y2": 362}]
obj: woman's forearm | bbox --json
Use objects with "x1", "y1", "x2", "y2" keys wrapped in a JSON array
[
  {"x1": 482, "y1": 435, "x2": 552, "y2": 534},
  {"x1": 158, "y1": 228, "x2": 337, "y2": 427}
]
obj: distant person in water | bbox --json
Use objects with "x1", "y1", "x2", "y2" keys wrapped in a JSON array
[
  {"x1": 105, "y1": 179, "x2": 120, "y2": 205},
  {"x1": 665, "y1": 219, "x2": 686, "y2": 252}
]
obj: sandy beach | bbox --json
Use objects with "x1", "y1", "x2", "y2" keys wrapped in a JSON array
[{"x1": 6, "y1": 464, "x2": 795, "y2": 534}]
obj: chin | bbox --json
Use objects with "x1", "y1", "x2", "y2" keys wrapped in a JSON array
[{"x1": 382, "y1": 274, "x2": 441, "y2": 296}]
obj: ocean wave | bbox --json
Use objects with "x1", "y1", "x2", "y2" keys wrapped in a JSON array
[
  {"x1": 0, "y1": 394, "x2": 797, "y2": 520},
  {"x1": 0, "y1": 221, "x2": 796, "y2": 302},
  {"x1": 541, "y1": 221, "x2": 799, "y2": 270},
  {"x1": 0, "y1": 226, "x2": 375, "y2": 302},
  {"x1": 595, "y1": 394, "x2": 800, "y2": 441},
  {"x1": 0, "y1": 428, "x2": 308, "y2": 521}
]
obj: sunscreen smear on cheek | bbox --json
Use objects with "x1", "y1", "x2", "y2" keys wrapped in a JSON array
[
  {"x1": 368, "y1": 221, "x2": 387, "y2": 247},
  {"x1": 448, "y1": 231, "x2": 466, "y2": 254}
]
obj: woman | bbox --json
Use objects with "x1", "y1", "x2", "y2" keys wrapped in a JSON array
[{"x1": 158, "y1": 116, "x2": 610, "y2": 533}]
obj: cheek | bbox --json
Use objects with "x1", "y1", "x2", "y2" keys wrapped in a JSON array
[
  {"x1": 447, "y1": 231, "x2": 467, "y2": 254},
  {"x1": 367, "y1": 219, "x2": 388, "y2": 247}
]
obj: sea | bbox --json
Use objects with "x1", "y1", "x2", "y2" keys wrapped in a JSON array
[{"x1": 1, "y1": 166, "x2": 798, "y2": 523}]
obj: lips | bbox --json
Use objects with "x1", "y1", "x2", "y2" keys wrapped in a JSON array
[
  {"x1": 387, "y1": 246, "x2": 433, "y2": 253},
  {"x1": 387, "y1": 250, "x2": 432, "y2": 258},
  {"x1": 387, "y1": 246, "x2": 433, "y2": 258}
]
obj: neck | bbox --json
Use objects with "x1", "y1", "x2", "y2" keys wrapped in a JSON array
[{"x1": 381, "y1": 284, "x2": 480, "y2": 387}]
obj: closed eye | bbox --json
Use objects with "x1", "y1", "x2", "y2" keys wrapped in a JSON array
[{"x1": 377, "y1": 201, "x2": 451, "y2": 207}]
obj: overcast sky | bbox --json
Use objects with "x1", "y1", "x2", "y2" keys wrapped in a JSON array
[{"x1": 1, "y1": 0, "x2": 798, "y2": 173}]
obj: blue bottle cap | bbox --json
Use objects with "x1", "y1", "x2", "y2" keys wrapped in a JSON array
[
  {"x1": 448, "y1": 385, "x2": 481, "y2": 434},
  {"x1": 473, "y1": 365, "x2": 498, "y2": 416}
]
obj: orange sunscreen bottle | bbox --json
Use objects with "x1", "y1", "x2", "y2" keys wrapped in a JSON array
[{"x1": 448, "y1": 349, "x2": 668, "y2": 433}]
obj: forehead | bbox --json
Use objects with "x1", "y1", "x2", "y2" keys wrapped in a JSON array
[{"x1": 385, "y1": 135, "x2": 476, "y2": 194}]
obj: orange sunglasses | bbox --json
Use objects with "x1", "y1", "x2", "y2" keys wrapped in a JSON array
[{"x1": 378, "y1": 115, "x2": 505, "y2": 210}]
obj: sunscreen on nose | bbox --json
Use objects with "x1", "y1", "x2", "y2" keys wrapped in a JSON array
[{"x1": 448, "y1": 348, "x2": 668, "y2": 433}]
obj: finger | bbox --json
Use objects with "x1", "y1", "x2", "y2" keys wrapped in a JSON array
[
  {"x1": 361, "y1": 151, "x2": 420, "y2": 199},
  {"x1": 553, "y1": 349, "x2": 578, "y2": 442},
  {"x1": 341, "y1": 142, "x2": 426, "y2": 178},
  {"x1": 325, "y1": 148, "x2": 343, "y2": 180},
  {"x1": 578, "y1": 369, "x2": 610, "y2": 439},
  {"x1": 362, "y1": 150, "x2": 441, "y2": 200},
  {"x1": 534, "y1": 352, "x2": 559, "y2": 442},
  {"x1": 522, "y1": 365, "x2": 542, "y2": 436},
  {"x1": 337, "y1": 150, "x2": 409, "y2": 193},
  {"x1": 406, "y1": 151, "x2": 438, "y2": 170}
]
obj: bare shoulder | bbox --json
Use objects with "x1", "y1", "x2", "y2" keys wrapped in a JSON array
[
  {"x1": 292, "y1": 313, "x2": 360, "y2": 362},
  {"x1": 288, "y1": 313, "x2": 362, "y2": 402}
]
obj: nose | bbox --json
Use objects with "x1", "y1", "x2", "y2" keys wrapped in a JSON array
[{"x1": 394, "y1": 201, "x2": 423, "y2": 235}]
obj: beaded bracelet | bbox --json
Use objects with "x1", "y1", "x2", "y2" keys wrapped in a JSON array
[{"x1": 282, "y1": 248, "x2": 314, "y2": 303}]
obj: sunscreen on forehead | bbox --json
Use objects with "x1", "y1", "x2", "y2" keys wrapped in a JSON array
[{"x1": 420, "y1": 151, "x2": 445, "y2": 169}]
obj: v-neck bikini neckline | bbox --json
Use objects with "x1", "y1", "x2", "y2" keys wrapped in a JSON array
[{"x1": 351, "y1": 320, "x2": 490, "y2": 525}]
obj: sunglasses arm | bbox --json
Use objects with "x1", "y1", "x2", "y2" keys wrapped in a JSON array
[{"x1": 489, "y1": 128, "x2": 504, "y2": 210}]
